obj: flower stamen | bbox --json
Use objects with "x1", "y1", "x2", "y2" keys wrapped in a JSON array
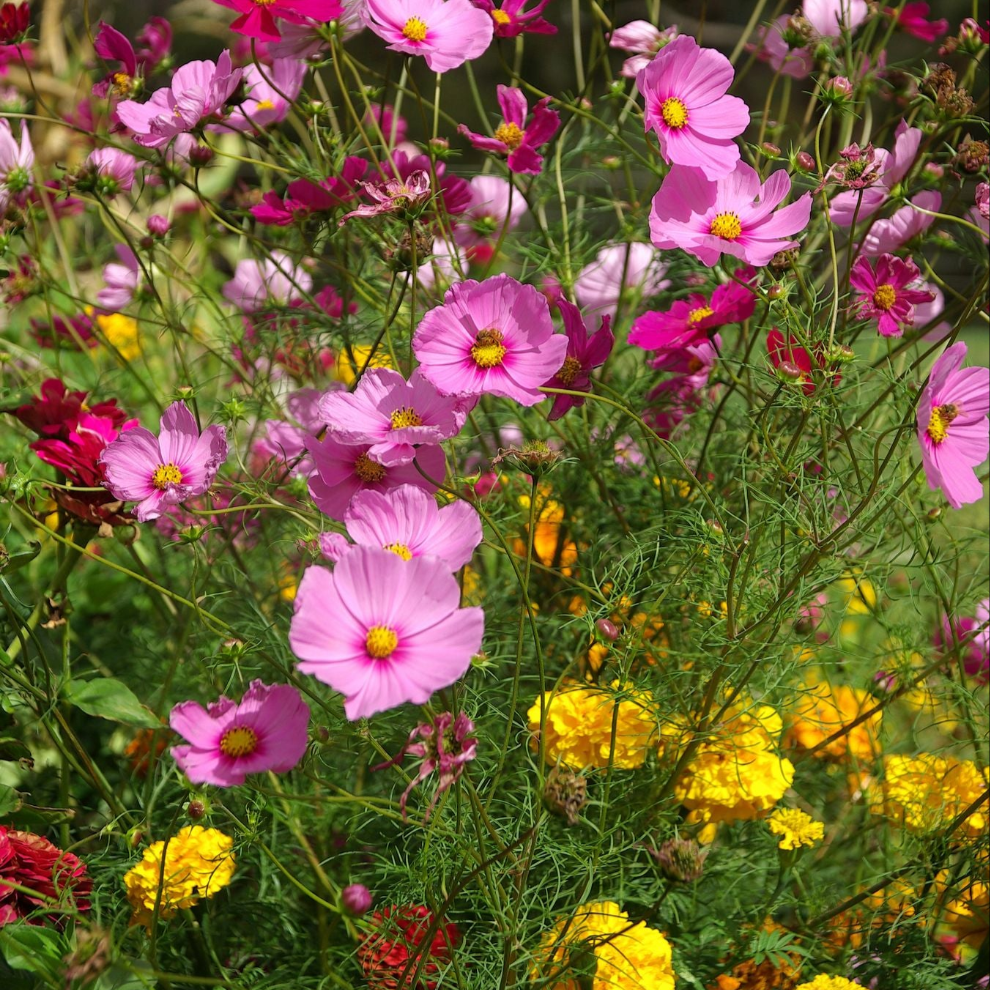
[
  {"x1": 872, "y1": 283, "x2": 897, "y2": 310},
  {"x1": 152, "y1": 463, "x2": 183, "y2": 490},
  {"x1": 709, "y1": 212, "x2": 742, "y2": 240},
  {"x1": 660, "y1": 97, "x2": 688, "y2": 129},
  {"x1": 687, "y1": 305, "x2": 714, "y2": 324},
  {"x1": 494, "y1": 122, "x2": 525, "y2": 150},
  {"x1": 471, "y1": 328, "x2": 508, "y2": 368},
  {"x1": 354, "y1": 453, "x2": 387, "y2": 483},
  {"x1": 556, "y1": 356, "x2": 582, "y2": 386},
  {"x1": 219, "y1": 726, "x2": 258, "y2": 758},
  {"x1": 384, "y1": 542, "x2": 413, "y2": 560},
  {"x1": 366, "y1": 625, "x2": 399, "y2": 659},
  {"x1": 402, "y1": 16, "x2": 428, "y2": 42},
  {"x1": 389, "y1": 407, "x2": 424, "y2": 429},
  {"x1": 926, "y1": 403, "x2": 959, "y2": 444}
]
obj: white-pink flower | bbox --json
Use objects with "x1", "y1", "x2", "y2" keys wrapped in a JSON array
[
  {"x1": 97, "y1": 244, "x2": 141, "y2": 312},
  {"x1": 861, "y1": 190, "x2": 941, "y2": 255},
  {"x1": 222, "y1": 250, "x2": 313, "y2": 312},
  {"x1": 454, "y1": 175, "x2": 526, "y2": 252},
  {"x1": 222, "y1": 58, "x2": 308, "y2": 132},
  {"x1": 610, "y1": 20, "x2": 678, "y2": 79},
  {"x1": 574, "y1": 242, "x2": 669, "y2": 319},
  {"x1": 0, "y1": 119, "x2": 33, "y2": 194},
  {"x1": 803, "y1": 0, "x2": 868, "y2": 37},
  {"x1": 84, "y1": 148, "x2": 141, "y2": 196}
]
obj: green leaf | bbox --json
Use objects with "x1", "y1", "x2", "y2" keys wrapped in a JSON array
[
  {"x1": 94, "y1": 961, "x2": 156, "y2": 989},
  {"x1": 0, "y1": 923, "x2": 65, "y2": 984},
  {"x1": 63, "y1": 679, "x2": 161, "y2": 728},
  {"x1": 0, "y1": 783, "x2": 21, "y2": 816}
]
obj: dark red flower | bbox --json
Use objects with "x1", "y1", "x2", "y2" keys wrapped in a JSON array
[
  {"x1": 357, "y1": 905, "x2": 461, "y2": 989},
  {"x1": 471, "y1": 0, "x2": 556, "y2": 39},
  {"x1": 0, "y1": 2, "x2": 30, "y2": 45},
  {"x1": 767, "y1": 327, "x2": 839, "y2": 396},
  {"x1": 0, "y1": 827, "x2": 91, "y2": 928}
]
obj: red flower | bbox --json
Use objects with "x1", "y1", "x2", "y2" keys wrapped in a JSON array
[
  {"x1": 471, "y1": 0, "x2": 556, "y2": 39},
  {"x1": 0, "y1": 827, "x2": 91, "y2": 928},
  {"x1": 767, "y1": 327, "x2": 839, "y2": 396},
  {"x1": 212, "y1": 0, "x2": 343, "y2": 42},
  {"x1": 885, "y1": 2, "x2": 948, "y2": 41},
  {"x1": 357, "y1": 905, "x2": 461, "y2": 989},
  {"x1": 0, "y1": 2, "x2": 29, "y2": 45}
]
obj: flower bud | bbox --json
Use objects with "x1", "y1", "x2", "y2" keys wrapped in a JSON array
[
  {"x1": 795, "y1": 151, "x2": 816, "y2": 172},
  {"x1": 650, "y1": 837, "x2": 708, "y2": 882},
  {"x1": 827, "y1": 344, "x2": 855, "y2": 364},
  {"x1": 775, "y1": 360, "x2": 804, "y2": 382},
  {"x1": 595, "y1": 618, "x2": 619, "y2": 641},
  {"x1": 342, "y1": 883, "x2": 373, "y2": 915},
  {"x1": 766, "y1": 282, "x2": 786, "y2": 300},
  {"x1": 147, "y1": 214, "x2": 171, "y2": 237},
  {"x1": 187, "y1": 799, "x2": 206, "y2": 820},
  {"x1": 543, "y1": 766, "x2": 587, "y2": 826},
  {"x1": 188, "y1": 143, "x2": 214, "y2": 168},
  {"x1": 761, "y1": 142, "x2": 781, "y2": 159}
]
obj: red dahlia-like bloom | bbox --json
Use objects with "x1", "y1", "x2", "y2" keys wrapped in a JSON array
[
  {"x1": 212, "y1": 0, "x2": 343, "y2": 42},
  {"x1": 0, "y1": 827, "x2": 92, "y2": 928},
  {"x1": 357, "y1": 904, "x2": 461, "y2": 989},
  {"x1": 471, "y1": 0, "x2": 556, "y2": 39}
]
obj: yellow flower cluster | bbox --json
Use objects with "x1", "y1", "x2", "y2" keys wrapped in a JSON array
[
  {"x1": 768, "y1": 808, "x2": 825, "y2": 850},
  {"x1": 795, "y1": 977, "x2": 860, "y2": 990},
  {"x1": 528, "y1": 680, "x2": 656, "y2": 770},
  {"x1": 868, "y1": 754, "x2": 988, "y2": 839},
  {"x1": 123, "y1": 826, "x2": 236, "y2": 929},
  {"x1": 662, "y1": 695, "x2": 794, "y2": 827},
  {"x1": 783, "y1": 681, "x2": 881, "y2": 763},
  {"x1": 937, "y1": 865, "x2": 989, "y2": 948},
  {"x1": 94, "y1": 312, "x2": 141, "y2": 361},
  {"x1": 534, "y1": 900, "x2": 676, "y2": 990}
]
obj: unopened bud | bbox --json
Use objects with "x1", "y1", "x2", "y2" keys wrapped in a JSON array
[
  {"x1": 926, "y1": 506, "x2": 942, "y2": 521},
  {"x1": 767, "y1": 282, "x2": 786, "y2": 300},
  {"x1": 187, "y1": 799, "x2": 206, "y2": 820},
  {"x1": 147, "y1": 214, "x2": 171, "y2": 237},
  {"x1": 650, "y1": 837, "x2": 708, "y2": 882},
  {"x1": 188, "y1": 144, "x2": 214, "y2": 167},
  {"x1": 776, "y1": 360, "x2": 804, "y2": 382},
  {"x1": 543, "y1": 766, "x2": 587, "y2": 826},
  {"x1": 828, "y1": 76, "x2": 854, "y2": 98},
  {"x1": 761, "y1": 142, "x2": 781, "y2": 158},
  {"x1": 795, "y1": 151, "x2": 816, "y2": 172},
  {"x1": 827, "y1": 344, "x2": 855, "y2": 364},
  {"x1": 342, "y1": 883, "x2": 373, "y2": 915},
  {"x1": 595, "y1": 618, "x2": 619, "y2": 641}
]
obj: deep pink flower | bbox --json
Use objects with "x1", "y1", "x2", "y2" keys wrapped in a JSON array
[
  {"x1": 542, "y1": 299, "x2": 613, "y2": 421},
  {"x1": 83, "y1": 147, "x2": 140, "y2": 196},
  {"x1": 92, "y1": 18, "x2": 171, "y2": 98},
  {"x1": 221, "y1": 58, "x2": 307, "y2": 131},
  {"x1": 472, "y1": 0, "x2": 555, "y2": 38},
  {"x1": 319, "y1": 484, "x2": 482, "y2": 570},
  {"x1": 212, "y1": 0, "x2": 343, "y2": 42},
  {"x1": 289, "y1": 547, "x2": 484, "y2": 719},
  {"x1": 135, "y1": 16, "x2": 172, "y2": 68},
  {"x1": 320, "y1": 368, "x2": 469, "y2": 466},
  {"x1": 251, "y1": 157, "x2": 368, "y2": 224},
  {"x1": 339, "y1": 170, "x2": 433, "y2": 224},
  {"x1": 767, "y1": 327, "x2": 836, "y2": 395},
  {"x1": 99, "y1": 401, "x2": 229, "y2": 522},
  {"x1": 803, "y1": 0, "x2": 868, "y2": 37},
  {"x1": 365, "y1": 103, "x2": 407, "y2": 145},
  {"x1": 637, "y1": 35, "x2": 750, "y2": 180},
  {"x1": 0, "y1": 2, "x2": 29, "y2": 45},
  {"x1": 750, "y1": 16, "x2": 814, "y2": 79},
  {"x1": 454, "y1": 175, "x2": 526, "y2": 256},
  {"x1": 970, "y1": 182, "x2": 989, "y2": 242},
  {"x1": 650, "y1": 162, "x2": 812, "y2": 268},
  {"x1": 116, "y1": 52, "x2": 242, "y2": 149},
  {"x1": 458, "y1": 86, "x2": 560, "y2": 176},
  {"x1": 849, "y1": 254, "x2": 934, "y2": 338},
  {"x1": 15, "y1": 379, "x2": 128, "y2": 439},
  {"x1": 412, "y1": 274, "x2": 567, "y2": 407},
  {"x1": 629, "y1": 268, "x2": 757, "y2": 352},
  {"x1": 306, "y1": 434, "x2": 446, "y2": 521},
  {"x1": 170, "y1": 680, "x2": 310, "y2": 787},
  {"x1": 610, "y1": 20, "x2": 678, "y2": 78},
  {"x1": 223, "y1": 250, "x2": 313, "y2": 311},
  {"x1": 378, "y1": 149, "x2": 471, "y2": 218},
  {"x1": 885, "y1": 2, "x2": 947, "y2": 40},
  {"x1": 574, "y1": 242, "x2": 669, "y2": 318},
  {"x1": 648, "y1": 333, "x2": 721, "y2": 386},
  {"x1": 97, "y1": 244, "x2": 141, "y2": 312},
  {"x1": 0, "y1": 118, "x2": 32, "y2": 194},
  {"x1": 916, "y1": 341, "x2": 990, "y2": 509},
  {"x1": 374, "y1": 711, "x2": 477, "y2": 819},
  {"x1": 363, "y1": 0, "x2": 494, "y2": 73},
  {"x1": 861, "y1": 190, "x2": 940, "y2": 256},
  {"x1": 935, "y1": 599, "x2": 989, "y2": 682}
]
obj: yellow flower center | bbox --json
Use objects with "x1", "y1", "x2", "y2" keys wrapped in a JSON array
[
  {"x1": 219, "y1": 726, "x2": 258, "y2": 758},
  {"x1": 471, "y1": 328, "x2": 508, "y2": 368},
  {"x1": 660, "y1": 96, "x2": 689, "y2": 129},
  {"x1": 494, "y1": 122, "x2": 525, "y2": 150},
  {"x1": 709, "y1": 212, "x2": 742, "y2": 240},
  {"x1": 152, "y1": 463, "x2": 183, "y2": 490},
  {"x1": 384, "y1": 542, "x2": 413, "y2": 560},
  {"x1": 926, "y1": 403, "x2": 958, "y2": 444},
  {"x1": 390, "y1": 406, "x2": 424, "y2": 429},
  {"x1": 255, "y1": 99, "x2": 276, "y2": 112},
  {"x1": 366, "y1": 625, "x2": 398, "y2": 658},
  {"x1": 253, "y1": 0, "x2": 278, "y2": 6},
  {"x1": 354, "y1": 452, "x2": 387, "y2": 483},
  {"x1": 687, "y1": 305, "x2": 714, "y2": 324},
  {"x1": 402, "y1": 16, "x2": 428, "y2": 41},
  {"x1": 491, "y1": 9, "x2": 511, "y2": 24},
  {"x1": 556, "y1": 355, "x2": 583, "y2": 386},
  {"x1": 872, "y1": 283, "x2": 897, "y2": 310}
]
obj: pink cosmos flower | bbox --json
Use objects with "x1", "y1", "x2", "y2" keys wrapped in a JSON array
[
  {"x1": 650, "y1": 162, "x2": 812, "y2": 268},
  {"x1": 861, "y1": 190, "x2": 941, "y2": 255},
  {"x1": 472, "y1": 0, "x2": 555, "y2": 38},
  {"x1": 0, "y1": 119, "x2": 32, "y2": 194},
  {"x1": 170, "y1": 680, "x2": 310, "y2": 786},
  {"x1": 363, "y1": 0, "x2": 494, "y2": 74},
  {"x1": 885, "y1": 2, "x2": 947, "y2": 40},
  {"x1": 970, "y1": 182, "x2": 989, "y2": 242},
  {"x1": 306, "y1": 434, "x2": 446, "y2": 520},
  {"x1": 416, "y1": 237, "x2": 469, "y2": 290},
  {"x1": 916, "y1": 341, "x2": 990, "y2": 509},
  {"x1": 610, "y1": 20, "x2": 678, "y2": 79},
  {"x1": 289, "y1": 547, "x2": 485, "y2": 719},
  {"x1": 454, "y1": 175, "x2": 526, "y2": 259},
  {"x1": 637, "y1": 35, "x2": 750, "y2": 180},
  {"x1": 251, "y1": 158, "x2": 368, "y2": 224},
  {"x1": 750, "y1": 16, "x2": 814, "y2": 79},
  {"x1": 542, "y1": 299, "x2": 614, "y2": 421},
  {"x1": 319, "y1": 368, "x2": 469, "y2": 467},
  {"x1": 340, "y1": 170, "x2": 433, "y2": 224},
  {"x1": 849, "y1": 254, "x2": 934, "y2": 338},
  {"x1": 99, "y1": 401, "x2": 229, "y2": 522},
  {"x1": 648, "y1": 332, "x2": 721, "y2": 386},
  {"x1": 803, "y1": 0, "x2": 868, "y2": 37},
  {"x1": 458, "y1": 86, "x2": 560, "y2": 176},
  {"x1": 767, "y1": 327, "x2": 836, "y2": 395},
  {"x1": 83, "y1": 148, "x2": 140, "y2": 196},
  {"x1": 629, "y1": 268, "x2": 757, "y2": 352},
  {"x1": 375, "y1": 149, "x2": 471, "y2": 218},
  {"x1": 374, "y1": 711, "x2": 477, "y2": 819},
  {"x1": 223, "y1": 250, "x2": 313, "y2": 311},
  {"x1": 412, "y1": 274, "x2": 568, "y2": 407},
  {"x1": 318, "y1": 484, "x2": 482, "y2": 570},
  {"x1": 96, "y1": 244, "x2": 141, "y2": 312},
  {"x1": 221, "y1": 58, "x2": 307, "y2": 131},
  {"x1": 255, "y1": 387, "x2": 326, "y2": 478},
  {"x1": 935, "y1": 599, "x2": 989, "y2": 682},
  {"x1": 574, "y1": 242, "x2": 670, "y2": 319},
  {"x1": 365, "y1": 103, "x2": 407, "y2": 145},
  {"x1": 116, "y1": 52, "x2": 242, "y2": 149},
  {"x1": 212, "y1": 0, "x2": 343, "y2": 41}
]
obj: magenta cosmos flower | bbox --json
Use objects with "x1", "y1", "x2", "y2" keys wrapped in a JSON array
[
  {"x1": 84, "y1": 148, "x2": 140, "y2": 197},
  {"x1": 116, "y1": 52, "x2": 242, "y2": 149},
  {"x1": 885, "y1": 2, "x2": 947, "y2": 40},
  {"x1": 306, "y1": 434, "x2": 446, "y2": 521},
  {"x1": 221, "y1": 58, "x2": 307, "y2": 132},
  {"x1": 413, "y1": 274, "x2": 568, "y2": 406},
  {"x1": 289, "y1": 547, "x2": 485, "y2": 719},
  {"x1": 849, "y1": 254, "x2": 934, "y2": 338},
  {"x1": 916, "y1": 341, "x2": 990, "y2": 509},
  {"x1": 458, "y1": 86, "x2": 560, "y2": 176},
  {"x1": 319, "y1": 368, "x2": 469, "y2": 466},
  {"x1": 99, "y1": 401, "x2": 229, "y2": 522},
  {"x1": 472, "y1": 0, "x2": 556, "y2": 39},
  {"x1": 650, "y1": 162, "x2": 812, "y2": 268},
  {"x1": 542, "y1": 299, "x2": 614, "y2": 421},
  {"x1": 751, "y1": 16, "x2": 814, "y2": 80},
  {"x1": 212, "y1": 0, "x2": 343, "y2": 41},
  {"x1": 319, "y1": 484, "x2": 482, "y2": 570},
  {"x1": 170, "y1": 680, "x2": 310, "y2": 786},
  {"x1": 363, "y1": 0, "x2": 494, "y2": 73},
  {"x1": 637, "y1": 35, "x2": 750, "y2": 180}
]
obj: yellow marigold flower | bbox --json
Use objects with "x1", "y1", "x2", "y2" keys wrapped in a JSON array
[
  {"x1": 768, "y1": 808, "x2": 825, "y2": 850},
  {"x1": 528, "y1": 679, "x2": 656, "y2": 770},
  {"x1": 837, "y1": 572, "x2": 876, "y2": 615},
  {"x1": 515, "y1": 488, "x2": 578, "y2": 575},
  {"x1": 868, "y1": 754, "x2": 988, "y2": 839},
  {"x1": 335, "y1": 344, "x2": 392, "y2": 385},
  {"x1": 795, "y1": 977, "x2": 860, "y2": 990},
  {"x1": 534, "y1": 900, "x2": 676, "y2": 990},
  {"x1": 783, "y1": 681, "x2": 881, "y2": 763},
  {"x1": 937, "y1": 867, "x2": 989, "y2": 949},
  {"x1": 95, "y1": 312, "x2": 141, "y2": 361},
  {"x1": 123, "y1": 826, "x2": 235, "y2": 929}
]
